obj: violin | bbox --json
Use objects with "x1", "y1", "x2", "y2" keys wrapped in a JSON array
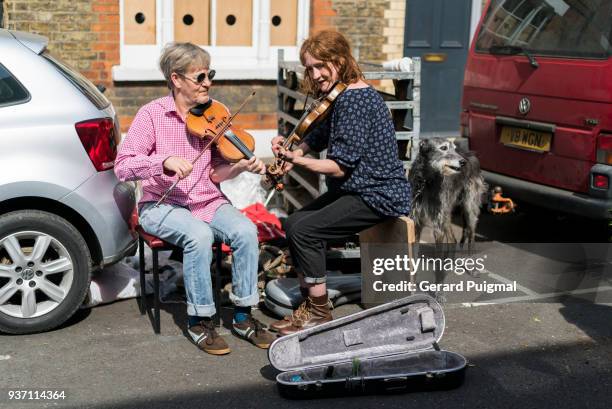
[
  {"x1": 186, "y1": 98, "x2": 257, "y2": 162},
  {"x1": 266, "y1": 82, "x2": 347, "y2": 189}
]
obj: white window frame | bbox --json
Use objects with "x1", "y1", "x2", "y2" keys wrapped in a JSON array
[{"x1": 113, "y1": 0, "x2": 310, "y2": 81}]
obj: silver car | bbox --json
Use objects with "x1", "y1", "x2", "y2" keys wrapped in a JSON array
[{"x1": 0, "y1": 29, "x2": 137, "y2": 334}]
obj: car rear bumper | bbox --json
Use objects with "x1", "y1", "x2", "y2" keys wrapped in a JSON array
[
  {"x1": 61, "y1": 170, "x2": 137, "y2": 265},
  {"x1": 483, "y1": 170, "x2": 612, "y2": 220}
]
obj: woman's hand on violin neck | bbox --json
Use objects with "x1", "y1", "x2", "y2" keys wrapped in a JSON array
[
  {"x1": 278, "y1": 160, "x2": 294, "y2": 175},
  {"x1": 163, "y1": 156, "x2": 193, "y2": 179},
  {"x1": 278, "y1": 147, "x2": 299, "y2": 163},
  {"x1": 237, "y1": 156, "x2": 266, "y2": 175},
  {"x1": 275, "y1": 146, "x2": 305, "y2": 175}
]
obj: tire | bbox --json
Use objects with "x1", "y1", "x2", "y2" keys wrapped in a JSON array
[{"x1": 0, "y1": 210, "x2": 91, "y2": 334}]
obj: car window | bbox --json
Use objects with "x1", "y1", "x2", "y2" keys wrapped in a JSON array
[
  {"x1": 41, "y1": 50, "x2": 110, "y2": 110},
  {"x1": 0, "y1": 63, "x2": 30, "y2": 107},
  {"x1": 476, "y1": 0, "x2": 612, "y2": 59}
]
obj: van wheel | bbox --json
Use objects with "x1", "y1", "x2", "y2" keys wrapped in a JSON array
[{"x1": 0, "y1": 210, "x2": 91, "y2": 334}]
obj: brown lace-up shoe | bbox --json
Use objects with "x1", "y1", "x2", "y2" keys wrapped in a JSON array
[
  {"x1": 188, "y1": 320, "x2": 231, "y2": 355},
  {"x1": 232, "y1": 316, "x2": 276, "y2": 349},
  {"x1": 278, "y1": 296, "x2": 333, "y2": 336},
  {"x1": 269, "y1": 298, "x2": 311, "y2": 332}
]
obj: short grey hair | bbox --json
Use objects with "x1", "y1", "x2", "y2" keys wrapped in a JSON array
[{"x1": 159, "y1": 42, "x2": 211, "y2": 89}]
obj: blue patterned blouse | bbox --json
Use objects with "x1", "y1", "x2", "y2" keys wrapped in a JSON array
[{"x1": 303, "y1": 86, "x2": 412, "y2": 216}]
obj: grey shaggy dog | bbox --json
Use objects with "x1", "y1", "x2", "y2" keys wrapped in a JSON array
[{"x1": 408, "y1": 137, "x2": 486, "y2": 249}]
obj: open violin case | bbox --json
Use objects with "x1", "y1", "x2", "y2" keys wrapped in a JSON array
[{"x1": 267, "y1": 294, "x2": 466, "y2": 399}]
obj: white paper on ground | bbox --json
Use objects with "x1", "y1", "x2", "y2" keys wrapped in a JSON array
[{"x1": 83, "y1": 247, "x2": 184, "y2": 308}]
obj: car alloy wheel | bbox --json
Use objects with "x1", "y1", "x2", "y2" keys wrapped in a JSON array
[
  {"x1": 0, "y1": 231, "x2": 74, "y2": 318},
  {"x1": 0, "y1": 210, "x2": 91, "y2": 334}
]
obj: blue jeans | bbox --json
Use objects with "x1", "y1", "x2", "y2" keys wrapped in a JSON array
[{"x1": 139, "y1": 202, "x2": 260, "y2": 317}]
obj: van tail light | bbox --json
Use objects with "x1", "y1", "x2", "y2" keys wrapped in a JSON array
[
  {"x1": 460, "y1": 111, "x2": 470, "y2": 138},
  {"x1": 593, "y1": 174, "x2": 609, "y2": 190},
  {"x1": 75, "y1": 118, "x2": 117, "y2": 171},
  {"x1": 596, "y1": 133, "x2": 612, "y2": 165}
]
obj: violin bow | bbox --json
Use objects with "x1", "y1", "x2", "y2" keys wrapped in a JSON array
[{"x1": 154, "y1": 91, "x2": 256, "y2": 207}]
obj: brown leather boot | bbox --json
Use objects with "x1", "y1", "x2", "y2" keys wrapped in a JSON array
[
  {"x1": 269, "y1": 287, "x2": 310, "y2": 332},
  {"x1": 279, "y1": 295, "x2": 332, "y2": 336},
  {"x1": 269, "y1": 298, "x2": 310, "y2": 332}
]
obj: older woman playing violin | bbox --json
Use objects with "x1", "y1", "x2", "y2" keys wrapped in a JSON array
[{"x1": 115, "y1": 42, "x2": 274, "y2": 355}]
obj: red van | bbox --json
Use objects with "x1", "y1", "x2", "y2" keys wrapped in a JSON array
[{"x1": 462, "y1": 0, "x2": 612, "y2": 223}]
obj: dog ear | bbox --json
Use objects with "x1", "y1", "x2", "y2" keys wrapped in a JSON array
[{"x1": 419, "y1": 138, "x2": 432, "y2": 153}]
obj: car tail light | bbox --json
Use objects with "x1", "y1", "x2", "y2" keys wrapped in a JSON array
[
  {"x1": 75, "y1": 118, "x2": 117, "y2": 171},
  {"x1": 593, "y1": 174, "x2": 609, "y2": 190},
  {"x1": 596, "y1": 133, "x2": 612, "y2": 165}
]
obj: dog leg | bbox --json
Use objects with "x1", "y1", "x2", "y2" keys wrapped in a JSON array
[
  {"x1": 432, "y1": 225, "x2": 449, "y2": 267},
  {"x1": 429, "y1": 235, "x2": 448, "y2": 305},
  {"x1": 459, "y1": 212, "x2": 476, "y2": 274},
  {"x1": 442, "y1": 217, "x2": 457, "y2": 259},
  {"x1": 460, "y1": 211, "x2": 470, "y2": 249},
  {"x1": 433, "y1": 225, "x2": 445, "y2": 246}
]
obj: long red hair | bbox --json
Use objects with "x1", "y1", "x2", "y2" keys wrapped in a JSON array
[{"x1": 299, "y1": 30, "x2": 363, "y2": 96}]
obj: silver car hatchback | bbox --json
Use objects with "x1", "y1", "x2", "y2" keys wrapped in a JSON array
[{"x1": 0, "y1": 29, "x2": 137, "y2": 334}]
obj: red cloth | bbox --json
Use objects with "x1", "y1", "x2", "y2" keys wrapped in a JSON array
[{"x1": 240, "y1": 203, "x2": 286, "y2": 243}]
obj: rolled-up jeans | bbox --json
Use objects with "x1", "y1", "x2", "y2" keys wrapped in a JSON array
[{"x1": 139, "y1": 202, "x2": 260, "y2": 317}]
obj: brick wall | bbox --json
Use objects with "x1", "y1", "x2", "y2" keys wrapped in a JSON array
[
  {"x1": 309, "y1": 0, "x2": 398, "y2": 92},
  {"x1": 383, "y1": 0, "x2": 406, "y2": 62},
  {"x1": 6, "y1": 0, "x2": 118, "y2": 87},
  {"x1": 310, "y1": 0, "x2": 337, "y2": 32},
  {"x1": 310, "y1": 0, "x2": 388, "y2": 62}
]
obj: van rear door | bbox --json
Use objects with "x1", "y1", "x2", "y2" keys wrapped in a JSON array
[{"x1": 463, "y1": 0, "x2": 612, "y2": 194}]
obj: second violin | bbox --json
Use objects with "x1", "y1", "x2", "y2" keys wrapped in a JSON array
[{"x1": 266, "y1": 82, "x2": 347, "y2": 189}]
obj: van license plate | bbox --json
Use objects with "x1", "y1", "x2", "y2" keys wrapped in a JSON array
[{"x1": 500, "y1": 126, "x2": 552, "y2": 153}]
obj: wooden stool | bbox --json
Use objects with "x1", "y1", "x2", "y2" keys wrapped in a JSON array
[{"x1": 359, "y1": 216, "x2": 416, "y2": 305}]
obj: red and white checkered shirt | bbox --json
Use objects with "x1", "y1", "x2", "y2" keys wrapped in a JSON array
[{"x1": 115, "y1": 94, "x2": 230, "y2": 222}]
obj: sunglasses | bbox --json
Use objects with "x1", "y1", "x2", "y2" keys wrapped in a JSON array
[{"x1": 179, "y1": 70, "x2": 216, "y2": 85}]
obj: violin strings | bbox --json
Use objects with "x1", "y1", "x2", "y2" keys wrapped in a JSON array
[{"x1": 224, "y1": 128, "x2": 253, "y2": 158}]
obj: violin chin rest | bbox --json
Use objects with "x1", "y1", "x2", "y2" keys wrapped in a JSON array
[{"x1": 190, "y1": 99, "x2": 213, "y2": 117}]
